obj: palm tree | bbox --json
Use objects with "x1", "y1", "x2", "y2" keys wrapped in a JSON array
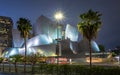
[
  {"x1": 17, "y1": 18, "x2": 32, "y2": 73},
  {"x1": 77, "y1": 9, "x2": 102, "y2": 68}
]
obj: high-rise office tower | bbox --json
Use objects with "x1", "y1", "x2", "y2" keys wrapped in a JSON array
[{"x1": 0, "y1": 16, "x2": 13, "y2": 56}]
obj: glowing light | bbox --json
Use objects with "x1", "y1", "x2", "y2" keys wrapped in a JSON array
[
  {"x1": 28, "y1": 48, "x2": 36, "y2": 54},
  {"x1": 9, "y1": 48, "x2": 19, "y2": 56},
  {"x1": 86, "y1": 57, "x2": 103, "y2": 63},
  {"x1": 54, "y1": 11, "x2": 64, "y2": 22},
  {"x1": 51, "y1": 53, "x2": 57, "y2": 56},
  {"x1": 48, "y1": 36, "x2": 53, "y2": 43},
  {"x1": 34, "y1": 38, "x2": 39, "y2": 46},
  {"x1": 38, "y1": 49, "x2": 44, "y2": 54},
  {"x1": 9, "y1": 50, "x2": 16, "y2": 56},
  {"x1": 27, "y1": 42, "x2": 32, "y2": 48}
]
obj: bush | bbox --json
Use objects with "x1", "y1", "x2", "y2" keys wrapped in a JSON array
[
  {"x1": 37, "y1": 64, "x2": 120, "y2": 75},
  {"x1": 1, "y1": 63, "x2": 120, "y2": 75}
]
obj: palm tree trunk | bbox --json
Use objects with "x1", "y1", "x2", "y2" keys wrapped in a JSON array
[
  {"x1": 0, "y1": 63, "x2": 1, "y2": 71},
  {"x1": 15, "y1": 62, "x2": 17, "y2": 72},
  {"x1": 9, "y1": 62, "x2": 11, "y2": 72},
  {"x1": 32, "y1": 63, "x2": 34, "y2": 74},
  {"x1": 2, "y1": 62, "x2": 4, "y2": 72},
  {"x1": 88, "y1": 39, "x2": 92, "y2": 68},
  {"x1": 24, "y1": 37, "x2": 27, "y2": 73}
]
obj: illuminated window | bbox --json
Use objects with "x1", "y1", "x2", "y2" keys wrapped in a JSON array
[
  {"x1": 0, "y1": 20, "x2": 5, "y2": 23},
  {"x1": 6, "y1": 21, "x2": 11, "y2": 24}
]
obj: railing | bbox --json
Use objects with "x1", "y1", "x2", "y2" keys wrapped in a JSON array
[{"x1": 0, "y1": 62, "x2": 120, "y2": 75}]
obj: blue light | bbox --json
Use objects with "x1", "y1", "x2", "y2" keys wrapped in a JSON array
[
  {"x1": 7, "y1": 48, "x2": 19, "y2": 57},
  {"x1": 91, "y1": 41, "x2": 100, "y2": 52},
  {"x1": 65, "y1": 24, "x2": 78, "y2": 41}
]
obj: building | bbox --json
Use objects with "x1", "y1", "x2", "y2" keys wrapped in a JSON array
[
  {"x1": 12, "y1": 29, "x2": 24, "y2": 48},
  {"x1": 0, "y1": 16, "x2": 13, "y2": 56},
  {"x1": 3, "y1": 15, "x2": 100, "y2": 61},
  {"x1": 33, "y1": 15, "x2": 63, "y2": 42}
]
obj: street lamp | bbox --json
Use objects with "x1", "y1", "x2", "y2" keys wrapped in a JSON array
[
  {"x1": 54, "y1": 11, "x2": 64, "y2": 64},
  {"x1": 54, "y1": 11, "x2": 64, "y2": 22}
]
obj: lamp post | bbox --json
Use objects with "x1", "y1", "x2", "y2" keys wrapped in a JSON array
[
  {"x1": 54, "y1": 11, "x2": 64, "y2": 64},
  {"x1": 54, "y1": 11, "x2": 64, "y2": 22}
]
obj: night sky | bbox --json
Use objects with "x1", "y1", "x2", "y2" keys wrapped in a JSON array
[{"x1": 0, "y1": 0, "x2": 120, "y2": 50}]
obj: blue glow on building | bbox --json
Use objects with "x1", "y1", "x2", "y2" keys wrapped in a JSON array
[
  {"x1": 91, "y1": 41, "x2": 100, "y2": 52},
  {"x1": 65, "y1": 24, "x2": 79, "y2": 41},
  {"x1": 3, "y1": 15, "x2": 100, "y2": 57}
]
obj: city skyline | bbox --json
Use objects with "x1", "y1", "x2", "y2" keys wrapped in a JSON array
[{"x1": 0, "y1": 0, "x2": 120, "y2": 50}]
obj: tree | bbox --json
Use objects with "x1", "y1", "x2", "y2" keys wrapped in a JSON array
[
  {"x1": 10, "y1": 54, "x2": 23, "y2": 72},
  {"x1": 0, "y1": 57, "x2": 3, "y2": 71},
  {"x1": 111, "y1": 52, "x2": 117, "y2": 57},
  {"x1": 27, "y1": 53, "x2": 39, "y2": 74},
  {"x1": 17, "y1": 18, "x2": 32, "y2": 73},
  {"x1": 98, "y1": 44, "x2": 105, "y2": 57},
  {"x1": 27, "y1": 53, "x2": 47, "y2": 74},
  {"x1": 99, "y1": 44, "x2": 105, "y2": 52},
  {"x1": 77, "y1": 9, "x2": 102, "y2": 68}
]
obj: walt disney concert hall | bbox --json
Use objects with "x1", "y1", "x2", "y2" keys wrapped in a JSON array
[{"x1": 3, "y1": 15, "x2": 100, "y2": 60}]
